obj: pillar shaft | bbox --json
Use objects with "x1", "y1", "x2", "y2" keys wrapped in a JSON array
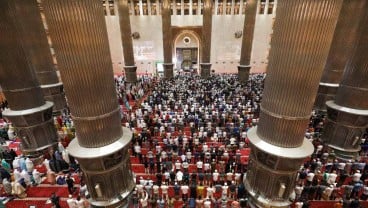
[
  {"x1": 22, "y1": 1, "x2": 66, "y2": 113},
  {"x1": 42, "y1": 0, "x2": 134, "y2": 206},
  {"x1": 201, "y1": 0, "x2": 212, "y2": 62},
  {"x1": 245, "y1": 0, "x2": 342, "y2": 207},
  {"x1": 200, "y1": 0, "x2": 212, "y2": 78},
  {"x1": 239, "y1": 0, "x2": 257, "y2": 66},
  {"x1": 162, "y1": 0, "x2": 174, "y2": 79},
  {"x1": 323, "y1": 6, "x2": 368, "y2": 160},
  {"x1": 238, "y1": 0, "x2": 257, "y2": 83},
  {"x1": 0, "y1": 0, "x2": 58, "y2": 156},
  {"x1": 238, "y1": 65, "x2": 251, "y2": 83},
  {"x1": 314, "y1": 0, "x2": 367, "y2": 112},
  {"x1": 163, "y1": 63, "x2": 174, "y2": 79},
  {"x1": 200, "y1": 63, "x2": 211, "y2": 78},
  {"x1": 118, "y1": 0, "x2": 137, "y2": 82},
  {"x1": 162, "y1": 0, "x2": 173, "y2": 64}
]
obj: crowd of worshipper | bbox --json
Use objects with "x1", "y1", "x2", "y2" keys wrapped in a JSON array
[
  {"x1": 0, "y1": 73, "x2": 368, "y2": 208},
  {"x1": 0, "y1": 108, "x2": 87, "y2": 206},
  {"x1": 124, "y1": 74, "x2": 368, "y2": 208},
  {"x1": 127, "y1": 74, "x2": 263, "y2": 207},
  {"x1": 115, "y1": 75, "x2": 155, "y2": 111},
  {"x1": 293, "y1": 113, "x2": 368, "y2": 208},
  {"x1": 0, "y1": 75, "x2": 155, "y2": 207}
]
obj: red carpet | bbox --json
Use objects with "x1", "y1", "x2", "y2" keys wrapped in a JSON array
[
  {"x1": 6, "y1": 200, "x2": 68, "y2": 208},
  {"x1": 26, "y1": 186, "x2": 79, "y2": 198}
]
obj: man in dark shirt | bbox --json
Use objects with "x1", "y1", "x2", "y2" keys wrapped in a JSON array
[
  {"x1": 50, "y1": 192, "x2": 61, "y2": 208},
  {"x1": 190, "y1": 183, "x2": 197, "y2": 199},
  {"x1": 350, "y1": 197, "x2": 361, "y2": 208},
  {"x1": 66, "y1": 175, "x2": 75, "y2": 195}
]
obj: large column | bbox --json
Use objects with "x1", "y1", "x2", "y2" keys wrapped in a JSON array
[
  {"x1": 200, "y1": 0, "x2": 212, "y2": 78},
  {"x1": 244, "y1": 1, "x2": 342, "y2": 207},
  {"x1": 162, "y1": 0, "x2": 174, "y2": 79},
  {"x1": 238, "y1": 0, "x2": 257, "y2": 83},
  {"x1": 0, "y1": 0, "x2": 59, "y2": 158},
  {"x1": 314, "y1": 0, "x2": 367, "y2": 112},
  {"x1": 23, "y1": 1, "x2": 67, "y2": 114},
  {"x1": 42, "y1": 0, "x2": 135, "y2": 207},
  {"x1": 322, "y1": 8, "x2": 368, "y2": 161},
  {"x1": 118, "y1": 0, "x2": 137, "y2": 83}
]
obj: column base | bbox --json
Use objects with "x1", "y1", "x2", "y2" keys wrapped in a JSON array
[
  {"x1": 89, "y1": 189, "x2": 133, "y2": 208},
  {"x1": 238, "y1": 65, "x2": 251, "y2": 83},
  {"x1": 322, "y1": 101, "x2": 368, "y2": 160},
  {"x1": 41, "y1": 82, "x2": 67, "y2": 113},
  {"x1": 200, "y1": 63, "x2": 211, "y2": 79},
  {"x1": 68, "y1": 127, "x2": 135, "y2": 207},
  {"x1": 314, "y1": 82, "x2": 339, "y2": 112},
  {"x1": 245, "y1": 183, "x2": 294, "y2": 208},
  {"x1": 124, "y1": 66, "x2": 137, "y2": 83},
  {"x1": 2, "y1": 101, "x2": 58, "y2": 156},
  {"x1": 328, "y1": 145, "x2": 359, "y2": 161},
  {"x1": 163, "y1": 63, "x2": 174, "y2": 79},
  {"x1": 245, "y1": 127, "x2": 313, "y2": 207}
]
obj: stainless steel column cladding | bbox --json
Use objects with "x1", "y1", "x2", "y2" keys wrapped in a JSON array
[
  {"x1": 162, "y1": 0, "x2": 174, "y2": 79},
  {"x1": 28, "y1": 1, "x2": 67, "y2": 113},
  {"x1": 0, "y1": 0, "x2": 58, "y2": 157},
  {"x1": 41, "y1": 0, "x2": 135, "y2": 206},
  {"x1": 200, "y1": 0, "x2": 213, "y2": 79},
  {"x1": 314, "y1": 0, "x2": 367, "y2": 112},
  {"x1": 245, "y1": 0, "x2": 343, "y2": 207},
  {"x1": 238, "y1": 0, "x2": 258, "y2": 83},
  {"x1": 322, "y1": 5, "x2": 368, "y2": 160},
  {"x1": 118, "y1": 0, "x2": 138, "y2": 83}
]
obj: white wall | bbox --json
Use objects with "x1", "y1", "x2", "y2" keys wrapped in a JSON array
[
  {"x1": 105, "y1": 16, "x2": 163, "y2": 75},
  {"x1": 105, "y1": 12, "x2": 274, "y2": 75},
  {"x1": 105, "y1": 16, "x2": 124, "y2": 74},
  {"x1": 211, "y1": 14, "x2": 274, "y2": 74},
  {"x1": 251, "y1": 14, "x2": 274, "y2": 73},
  {"x1": 171, "y1": 15, "x2": 203, "y2": 27},
  {"x1": 211, "y1": 15, "x2": 244, "y2": 73},
  {"x1": 131, "y1": 16, "x2": 163, "y2": 74}
]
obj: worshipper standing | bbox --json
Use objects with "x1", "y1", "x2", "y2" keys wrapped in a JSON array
[
  {"x1": 181, "y1": 183, "x2": 189, "y2": 201},
  {"x1": 12, "y1": 180, "x2": 27, "y2": 198},
  {"x1": 174, "y1": 181, "x2": 181, "y2": 199},
  {"x1": 32, "y1": 169, "x2": 42, "y2": 186},
  {"x1": 66, "y1": 174, "x2": 76, "y2": 195},
  {"x1": 50, "y1": 192, "x2": 61, "y2": 208},
  {"x1": 140, "y1": 194, "x2": 148, "y2": 208},
  {"x1": 1, "y1": 159, "x2": 11, "y2": 173},
  {"x1": 0, "y1": 165, "x2": 11, "y2": 181},
  {"x1": 25, "y1": 158, "x2": 34, "y2": 173},
  {"x1": 166, "y1": 197, "x2": 175, "y2": 208},
  {"x1": 195, "y1": 196, "x2": 204, "y2": 208},
  {"x1": 161, "y1": 182, "x2": 169, "y2": 200},
  {"x1": 188, "y1": 197, "x2": 196, "y2": 208},
  {"x1": 75, "y1": 196, "x2": 86, "y2": 208},
  {"x1": 157, "y1": 196, "x2": 165, "y2": 208},
  {"x1": 2, "y1": 178, "x2": 12, "y2": 195},
  {"x1": 66, "y1": 194, "x2": 77, "y2": 208},
  {"x1": 20, "y1": 169, "x2": 31, "y2": 186}
]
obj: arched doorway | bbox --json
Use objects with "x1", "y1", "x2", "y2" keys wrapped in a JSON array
[{"x1": 173, "y1": 30, "x2": 200, "y2": 74}]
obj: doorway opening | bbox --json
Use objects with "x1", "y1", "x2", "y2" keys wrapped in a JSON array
[{"x1": 174, "y1": 30, "x2": 200, "y2": 74}]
